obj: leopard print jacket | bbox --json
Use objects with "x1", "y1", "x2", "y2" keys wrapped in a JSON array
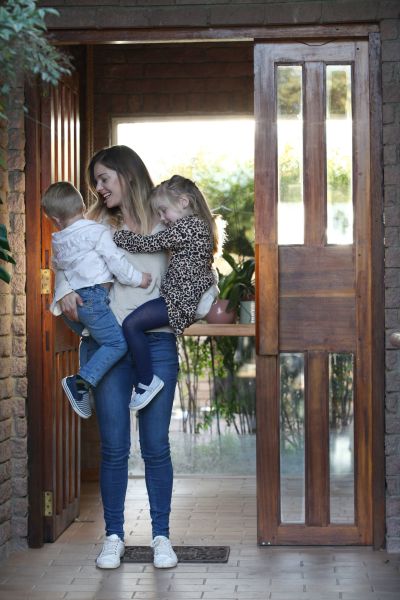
[{"x1": 114, "y1": 215, "x2": 216, "y2": 335}]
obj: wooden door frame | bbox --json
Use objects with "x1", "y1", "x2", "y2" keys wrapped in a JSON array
[
  {"x1": 25, "y1": 23, "x2": 384, "y2": 548},
  {"x1": 26, "y1": 75, "x2": 83, "y2": 547},
  {"x1": 26, "y1": 82, "x2": 45, "y2": 548},
  {"x1": 254, "y1": 34, "x2": 385, "y2": 548}
]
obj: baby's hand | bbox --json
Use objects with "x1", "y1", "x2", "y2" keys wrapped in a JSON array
[{"x1": 140, "y1": 272, "x2": 152, "y2": 288}]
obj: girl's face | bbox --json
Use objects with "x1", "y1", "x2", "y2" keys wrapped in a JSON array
[
  {"x1": 156, "y1": 196, "x2": 192, "y2": 226},
  {"x1": 93, "y1": 162, "x2": 124, "y2": 209}
]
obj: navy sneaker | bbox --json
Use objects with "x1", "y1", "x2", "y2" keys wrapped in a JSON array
[{"x1": 62, "y1": 375, "x2": 92, "y2": 419}]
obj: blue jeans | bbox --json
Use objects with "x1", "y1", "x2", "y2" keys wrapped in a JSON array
[
  {"x1": 122, "y1": 297, "x2": 169, "y2": 389},
  {"x1": 71, "y1": 285, "x2": 127, "y2": 387},
  {"x1": 82, "y1": 330, "x2": 178, "y2": 540}
]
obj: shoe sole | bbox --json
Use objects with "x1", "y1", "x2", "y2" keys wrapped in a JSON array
[
  {"x1": 96, "y1": 555, "x2": 124, "y2": 569},
  {"x1": 62, "y1": 378, "x2": 92, "y2": 419},
  {"x1": 129, "y1": 380, "x2": 165, "y2": 411},
  {"x1": 153, "y1": 557, "x2": 178, "y2": 568}
]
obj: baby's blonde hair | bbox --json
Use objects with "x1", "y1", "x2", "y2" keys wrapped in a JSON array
[
  {"x1": 150, "y1": 175, "x2": 225, "y2": 255},
  {"x1": 42, "y1": 181, "x2": 85, "y2": 220}
]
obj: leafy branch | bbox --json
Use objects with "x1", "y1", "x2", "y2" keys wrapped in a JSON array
[
  {"x1": 0, "y1": 222, "x2": 16, "y2": 284},
  {"x1": 0, "y1": 0, "x2": 72, "y2": 283},
  {"x1": 0, "y1": 0, "x2": 72, "y2": 119}
]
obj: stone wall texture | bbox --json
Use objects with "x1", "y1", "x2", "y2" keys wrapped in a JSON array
[
  {"x1": 0, "y1": 86, "x2": 28, "y2": 561},
  {"x1": 0, "y1": 0, "x2": 397, "y2": 559}
]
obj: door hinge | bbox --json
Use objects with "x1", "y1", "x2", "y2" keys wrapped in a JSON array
[
  {"x1": 40, "y1": 268, "x2": 51, "y2": 295},
  {"x1": 43, "y1": 491, "x2": 53, "y2": 517}
]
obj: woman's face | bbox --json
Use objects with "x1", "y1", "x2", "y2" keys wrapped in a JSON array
[{"x1": 93, "y1": 162, "x2": 124, "y2": 209}]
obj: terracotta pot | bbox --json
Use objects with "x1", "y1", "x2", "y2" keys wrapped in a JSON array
[{"x1": 206, "y1": 299, "x2": 236, "y2": 324}]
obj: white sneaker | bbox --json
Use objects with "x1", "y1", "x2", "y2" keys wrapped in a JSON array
[
  {"x1": 151, "y1": 535, "x2": 178, "y2": 569},
  {"x1": 129, "y1": 375, "x2": 164, "y2": 411},
  {"x1": 96, "y1": 534, "x2": 125, "y2": 569}
]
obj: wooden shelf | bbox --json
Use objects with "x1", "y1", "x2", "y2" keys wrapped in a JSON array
[{"x1": 183, "y1": 323, "x2": 255, "y2": 337}]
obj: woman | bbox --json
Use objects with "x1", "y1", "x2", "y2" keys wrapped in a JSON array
[{"x1": 57, "y1": 145, "x2": 179, "y2": 569}]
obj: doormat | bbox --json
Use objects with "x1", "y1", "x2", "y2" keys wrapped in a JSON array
[{"x1": 123, "y1": 545, "x2": 230, "y2": 563}]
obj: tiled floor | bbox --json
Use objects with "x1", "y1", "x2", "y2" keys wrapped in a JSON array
[{"x1": 0, "y1": 477, "x2": 399, "y2": 599}]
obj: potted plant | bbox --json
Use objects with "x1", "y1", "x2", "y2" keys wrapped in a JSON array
[{"x1": 206, "y1": 252, "x2": 255, "y2": 324}]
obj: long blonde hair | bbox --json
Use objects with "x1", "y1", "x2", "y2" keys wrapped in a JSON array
[
  {"x1": 150, "y1": 175, "x2": 224, "y2": 255},
  {"x1": 87, "y1": 145, "x2": 154, "y2": 234}
]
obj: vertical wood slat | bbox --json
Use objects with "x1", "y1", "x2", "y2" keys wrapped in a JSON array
[
  {"x1": 254, "y1": 44, "x2": 279, "y2": 356},
  {"x1": 26, "y1": 82, "x2": 45, "y2": 548},
  {"x1": 256, "y1": 244, "x2": 278, "y2": 355},
  {"x1": 256, "y1": 355, "x2": 279, "y2": 544},
  {"x1": 353, "y1": 41, "x2": 373, "y2": 544},
  {"x1": 306, "y1": 352, "x2": 329, "y2": 526},
  {"x1": 304, "y1": 62, "x2": 326, "y2": 246},
  {"x1": 40, "y1": 87, "x2": 57, "y2": 543},
  {"x1": 368, "y1": 31, "x2": 385, "y2": 550}
]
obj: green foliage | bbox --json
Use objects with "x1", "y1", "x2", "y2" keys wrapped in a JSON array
[
  {"x1": 218, "y1": 252, "x2": 255, "y2": 312},
  {"x1": 0, "y1": 222, "x2": 16, "y2": 283},
  {"x1": 280, "y1": 354, "x2": 304, "y2": 453},
  {"x1": 177, "y1": 336, "x2": 212, "y2": 434},
  {"x1": 277, "y1": 66, "x2": 302, "y2": 117},
  {"x1": 0, "y1": 0, "x2": 72, "y2": 283},
  {"x1": 327, "y1": 154, "x2": 351, "y2": 203},
  {"x1": 279, "y1": 144, "x2": 301, "y2": 203},
  {"x1": 329, "y1": 353, "x2": 353, "y2": 431},
  {"x1": 0, "y1": 0, "x2": 72, "y2": 119}
]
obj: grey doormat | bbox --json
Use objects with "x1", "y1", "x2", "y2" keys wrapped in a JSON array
[{"x1": 123, "y1": 545, "x2": 230, "y2": 563}]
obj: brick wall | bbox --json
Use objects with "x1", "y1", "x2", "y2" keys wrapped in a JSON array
[
  {"x1": 37, "y1": 1, "x2": 400, "y2": 30},
  {"x1": 382, "y1": 16, "x2": 400, "y2": 554},
  {"x1": 0, "y1": 86, "x2": 28, "y2": 560},
  {"x1": 93, "y1": 42, "x2": 253, "y2": 150}
]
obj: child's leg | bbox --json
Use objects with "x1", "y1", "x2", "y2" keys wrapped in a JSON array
[
  {"x1": 122, "y1": 297, "x2": 169, "y2": 394},
  {"x1": 61, "y1": 314, "x2": 85, "y2": 336},
  {"x1": 76, "y1": 286, "x2": 127, "y2": 387}
]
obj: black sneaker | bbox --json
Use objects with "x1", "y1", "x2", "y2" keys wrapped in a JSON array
[{"x1": 62, "y1": 375, "x2": 92, "y2": 419}]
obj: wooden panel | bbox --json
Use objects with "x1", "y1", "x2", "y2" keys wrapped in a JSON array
[
  {"x1": 257, "y1": 243, "x2": 278, "y2": 355},
  {"x1": 353, "y1": 41, "x2": 373, "y2": 545},
  {"x1": 256, "y1": 355, "x2": 279, "y2": 544},
  {"x1": 306, "y1": 352, "x2": 329, "y2": 526},
  {"x1": 255, "y1": 39, "x2": 378, "y2": 546},
  {"x1": 280, "y1": 297, "x2": 355, "y2": 351},
  {"x1": 183, "y1": 323, "x2": 255, "y2": 337},
  {"x1": 41, "y1": 77, "x2": 81, "y2": 543},
  {"x1": 304, "y1": 63, "x2": 326, "y2": 246},
  {"x1": 254, "y1": 44, "x2": 276, "y2": 245},
  {"x1": 279, "y1": 246, "x2": 354, "y2": 295},
  {"x1": 26, "y1": 83, "x2": 45, "y2": 548},
  {"x1": 51, "y1": 24, "x2": 378, "y2": 45},
  {"x1": 273, "y1": 524, "x2": 363, "y2": 545}
]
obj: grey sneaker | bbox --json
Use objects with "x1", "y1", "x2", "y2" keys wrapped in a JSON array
[
  {"x1": 129, "y1": 375, "x2": 164, "y2": 411},
  {"x1": 151, "y1": 535, "x2": 178, "y2": 569},
  {"x1": 96, "y1": 534, "x2": 125, "y2": 569}
]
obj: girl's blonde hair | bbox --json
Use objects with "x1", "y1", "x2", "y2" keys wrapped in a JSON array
[
  {"x1": 87, "y1": 145, "x2": 154, "y2": 234},
  {"x1": 150, "y1": 175, "x2": 224, "y2": 256}
]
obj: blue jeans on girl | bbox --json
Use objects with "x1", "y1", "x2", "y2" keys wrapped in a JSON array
[
  {"x1": 122, "y1": 297, "x2": 169, "y2": 390},
  {"x1": 81, "y1": 330, "x2": 178, "y2": 540}
]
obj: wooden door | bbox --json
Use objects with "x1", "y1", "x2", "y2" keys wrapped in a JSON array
[
  {"x1": 255, "y1": 40, "x2": 382, "y2": 545},
  {"x1": 26, "y1": 75, "x2": 81, "y2": 544}
]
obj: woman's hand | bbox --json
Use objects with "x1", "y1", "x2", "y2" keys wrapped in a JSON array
[{"x1": 59, "y1": 291, "x2": 83, "y2": 321}]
